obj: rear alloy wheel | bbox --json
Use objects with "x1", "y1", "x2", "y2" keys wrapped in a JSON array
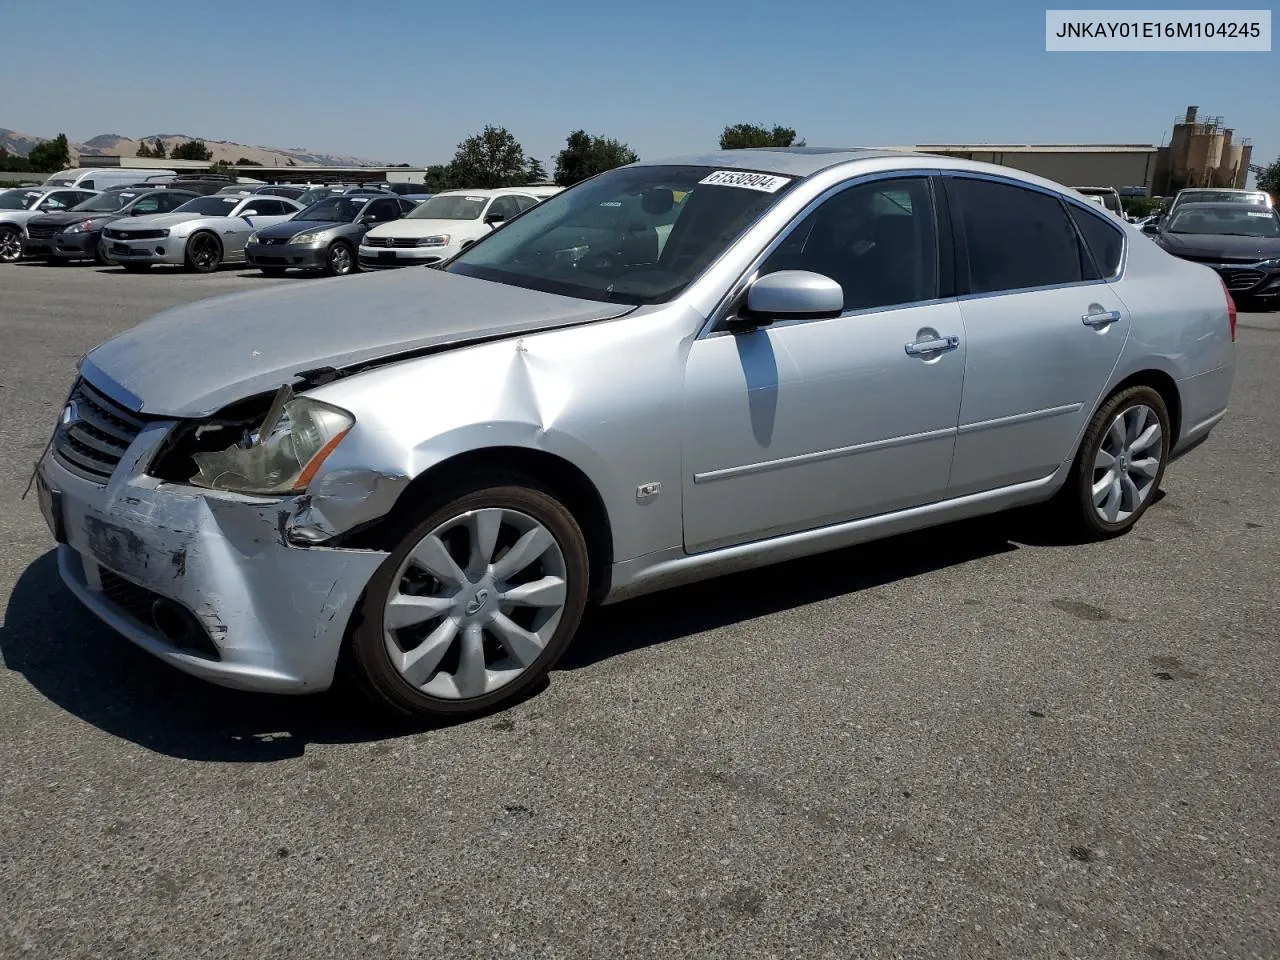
[
  {"x1": 349, "y1": 481, "x2": 589, "y2": 720},
  {"x1": 325, "y1": 241, "x2": 355, "y2": 276},
  {"x1": 0, "y1": 226, "x2": 21, "y2": 263},
  {"x1": 185, "y1": 232, "x2": 222, "y2": 273},
  {"x1": 1058, "y1": 385, "x2": 1170, "y2": 539}
]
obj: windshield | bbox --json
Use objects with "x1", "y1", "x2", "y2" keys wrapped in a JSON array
[
  {"x1": 1169, "y1": 207, "x2": 1280, "y2": 237},
  {"x1": 297, "y1": 187, "x2": 340, "y2": 206},
  {"x1": 296, "y1": 196, "x2": 368, "y2": 222},
  {"x1": 409, "y1": 194, "x2": 489, "y2": 220},
  {"x1": 173, "y1": 196, "x2": 243, "y2": 216},
  {"x1": 0, "y1": 189, "x2": 43, "y2": 210},
  {"x1": 72, "y1": 192, "x2": 132, "y2": 213},
  {"x1": 448, "y1": 164, "x2": 796, "y2": 305}
]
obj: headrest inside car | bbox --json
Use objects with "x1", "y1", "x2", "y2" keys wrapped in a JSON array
[{"x1": 641, "y1": 188, "x2": 674, "y2": 215}]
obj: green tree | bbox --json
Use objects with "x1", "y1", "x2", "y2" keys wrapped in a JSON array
[
  {"x1": 450, "y1": 125, "x2": 528, "y2": 188},
  {"x1": 718, "y1": 123, "x2": 802, "y2": 150},
  {"x1": 0, "y1": 147, "x2": 33, "y2": 173},
  {"x1": 208, "y1": 160, "x2": 236, "y2": 178},
  {"x1": 553, "y1": 131, "x2": 638, "y2": 186},
  {"x1": 136, "y1": 140, "x2": 154, "y2": 158},
  {"x1": 421, "y1": 163, "x2": 462, "y2": 193},
  {"x1": 27, "y1": 134, "x2": 70, "y2": 172},
  {"x1": 235, "y1": 157, "x2": 263, "y2": 166},
  {"x1": 525, "y1": 157, "x2": 547, "y2": 183},
  {"x1": 171, "y1": 139, "x2": 212, "y2": 161},
  {"x1": 1257, "y1": 157, "x2": 1280, "y2": 204},
  {"x1": 150, "y1": 138, "x2": 167, "y2": 159}
]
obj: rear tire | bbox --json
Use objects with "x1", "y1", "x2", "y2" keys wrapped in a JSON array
[
  {"x1": 1054, "y1": 385, "x2": 1170, "y2": 539},
  {"x1": 347, "y1": 475, "x2": 590, "y2": 721},
  {"x1": 184, "y1": 232, "x2": 222, "y2": 273}
]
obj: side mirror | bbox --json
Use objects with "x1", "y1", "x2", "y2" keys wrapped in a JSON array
[
  {"x1": 484, "y1": 212, "x2": 505, "y2": 227},
  {"x1": 241, "y1": 209, "x2": 259, "y2": 218},
  {"x1": 1142, "y1": 222, "x2": 1159, "y2": 235},
  {"x1": 732, "y1": 270, "x2": 843, "y2": 331}
]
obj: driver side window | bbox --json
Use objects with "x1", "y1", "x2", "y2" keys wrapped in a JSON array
[{"x1": 759, "y1": 177, "x2": 938, "y2": 313}]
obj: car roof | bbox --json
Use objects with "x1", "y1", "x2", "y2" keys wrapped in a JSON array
[
  {"x1": 1171, "y1": 202, "x2": 1275, "y2": 214},
  {"x1": 1176, "y1": 187, "x2": 1263, "y2": 194},
  {"x1": 632, "y1": 147, "x2": 911, "y2": 178}
]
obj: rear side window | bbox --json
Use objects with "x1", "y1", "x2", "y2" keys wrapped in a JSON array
[
  {"x1": 1068, "y1": 205, "x2": 1124, "y2": 278},
  {"x1": 948, "y1": 178, "x2": 1084, "y2": 294}
]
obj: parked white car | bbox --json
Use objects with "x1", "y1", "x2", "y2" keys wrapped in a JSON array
[
  {"x1": 359, "y1": 188, "x2": 543, "y2": 269},
  {"x1": 101, "y1": 194, "x2": 303, "y2": 272},
  {"x1": 0, "y1": 185, "x2": 99, "y2": 263},
  {"x1": 44, "y1": 167, "x2": 175, "y2": 191}
]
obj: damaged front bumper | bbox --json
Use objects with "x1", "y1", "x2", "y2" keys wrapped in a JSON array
[{"x1": 36, "y1": 420, "x2": 388, "y2": 694}]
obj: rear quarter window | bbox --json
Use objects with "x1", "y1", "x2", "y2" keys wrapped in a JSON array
[{"x1": 1067, "y1": 205, "x2": 1125, "y2": 278}]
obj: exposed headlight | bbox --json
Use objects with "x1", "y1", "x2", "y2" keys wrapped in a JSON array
[
  {"x1": 246, "y1": 231, "x2": 260, "y2": 245},
  {"x1": 416, "y1": 234, "x2": 450, "y2": 247},
  {"x1": 63, "y1": 219, "x2": 104, "y2": 234},
  {"x1": 190, "y1": 392, "x2": 354, "y2": 495},
  {"x1": 289, "y1": 231, "x2": 325, "y2": 245}
]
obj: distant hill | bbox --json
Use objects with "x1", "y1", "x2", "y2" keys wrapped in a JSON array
[{"x1": 1, "y1": 128, "x2": 388, "y2": 167}]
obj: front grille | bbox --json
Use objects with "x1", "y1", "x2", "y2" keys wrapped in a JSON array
[
  {"x1": 1215, "y1": 268, "x2": 1265, "y2": 292},
  {"x1": 363, "y1": 236, "x2": 392, "y2": 248},
  {"x1": 104, "y1": 228, "x2": 166, "y2": 241},
  {"x1": 26, "y1": 222, "x2": 60, "y2": 240},
  {"x1": 97, "y1": 569, "x2": 221, "y2": 661},
  {"x1": 392, "y1": 238, "x2": 420, "y2": 249},
  {"x1": 261, "y1": 237, "x2": 289, "y2": 246},
  {"x1": 1179, "y1": 253, "x2": 1267, "y2": 266},
  {"x1": 52, "y1": 378, "x2": 147, "y2": 482},
  {"x1": 363, "y1": 236, "x2": 419, "y2": 248}
]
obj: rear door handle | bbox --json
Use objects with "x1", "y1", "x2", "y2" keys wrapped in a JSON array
[
  {"x1": 904, "y1": 335, "x2": 960, "y2": 357},
  {"x1": 1082, "y1": 309, "x2": 1122, "y2": 329}
]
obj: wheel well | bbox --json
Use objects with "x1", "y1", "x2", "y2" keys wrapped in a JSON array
[
  {"x1": 189, "y1": 230, "x2": 222, "y2": 253},
  {"x1": 1109, "y1": 369, "x2": 1182, "y2": 443},
  {"x1": 347, "y1": 446, "x2": 614, "y2": 601}
]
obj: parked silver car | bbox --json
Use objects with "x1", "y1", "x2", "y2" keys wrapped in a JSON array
[
  {"x1": 102, "y1": 194, "x2": 302, "y2": 272},
  {"x1": 0, "y1": 186, "x2": 99, "y2": 263},
  {"x1": 244, "y1": 194, "x2": 416, "y2": 276},
  {"x1": 35, "y1": 149, "x2": 1236, "y2": 719}
]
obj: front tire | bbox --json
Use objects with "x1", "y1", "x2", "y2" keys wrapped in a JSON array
[
  {"x1": 348, "y1": 478, "x2": 590, "y2": 720},
  {"x1": 1056, "y1": 385, "x2": 1170, "y2": 539},
  {"x1": 0, "y1": 226, "x2": 21, "y2": 263},
  {"x1": 324, "y1": 240, "x2": 355, "y2": 276},
  {"x1": 184, "y1": 232, "x2": 222, "y2": 273}
]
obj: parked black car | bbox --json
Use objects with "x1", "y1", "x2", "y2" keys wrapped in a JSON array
[
  {"x1": 23, "y1": 188, "x2": 199, "y2": 264},
  {"x1": 1148, "y1": 202, "x2": 1280, "y2": 306}
]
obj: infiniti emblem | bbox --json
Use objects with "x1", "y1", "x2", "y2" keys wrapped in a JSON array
[{"x1": 465, "y1": 589, "x2": 490, "y2": 616}]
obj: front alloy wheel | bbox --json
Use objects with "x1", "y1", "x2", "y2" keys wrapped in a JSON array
[
  {"x1": 0, "y1": 226, "x2": 21, "y2": 263},
  {"x1": 185, "y1": 233, "x2": 221, "y2": 273},
  {"x1": 326, "y1": 242, "x2": 354, "y2": 276},
  {"x1": 349, "y1": 480, "x2": 589, "y2": 719}
]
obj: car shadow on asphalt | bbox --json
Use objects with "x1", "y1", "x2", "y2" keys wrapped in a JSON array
[{"x1": 2, "y1": 507, "x2": 1063, "y2": 763}]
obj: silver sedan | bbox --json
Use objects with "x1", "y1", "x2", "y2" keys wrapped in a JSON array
[
  {"x1": 0, "y1": 185, "x2": 99, "y2": 263},
  {"x1": 101, "y1": 193, "x2": 302, "y2": 272},
  {"x1": 36, "y1": 149, "x2": 1236, "y2": 719}
]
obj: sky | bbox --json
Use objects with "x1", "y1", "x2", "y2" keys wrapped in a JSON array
[{"x1": 0, "y1": 0, "x2": 1274, "y2": 174}]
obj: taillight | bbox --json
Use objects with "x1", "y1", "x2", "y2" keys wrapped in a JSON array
[{"x1": 1222, "y1": 279, "x2": 1237, "y2": 342}]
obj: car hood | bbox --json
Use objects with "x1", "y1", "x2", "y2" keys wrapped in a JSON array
[
  {"x1": 366, "y1": 218, "x2": 479, "y2": 240},
  {"x1": 0, "y1": 210, "x2": 41, "y2": 225},
  {"x1": 28, "y1": 211, "x2": 113, "y2": 228},
  {"x1": 1158, "y1": 232, "x2": 1280, "y2": 261},
  {"x1": 253, "y1": 219, "x2": 342, "y2": 239},
  {"x1": 112, "y1": 212, "x2": 212, "y2": 231},
  {"x1": 83, "y1": 267, "x2": 633, "y2": 417}
]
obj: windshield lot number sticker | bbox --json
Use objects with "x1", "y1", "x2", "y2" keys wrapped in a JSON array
[{"x1": 699, "y1": 171, "x2": 791, "y2": 193}]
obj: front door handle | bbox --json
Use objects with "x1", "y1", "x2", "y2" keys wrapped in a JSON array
[
  {"x1": 1082, "y1": 309, "x2": 1122, "y2": 329},
  {"x1": 904, "y1": 335, "x2": 960, "y2": 357}
]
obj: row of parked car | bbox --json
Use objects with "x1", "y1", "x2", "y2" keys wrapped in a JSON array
[{"x1": 0, "y1": 166, "x2": 563, "y2": 277}]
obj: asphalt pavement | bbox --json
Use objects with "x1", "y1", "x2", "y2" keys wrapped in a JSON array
[{"x1": 1, "y1": 261, "x2": 1277, "y2": 959}]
